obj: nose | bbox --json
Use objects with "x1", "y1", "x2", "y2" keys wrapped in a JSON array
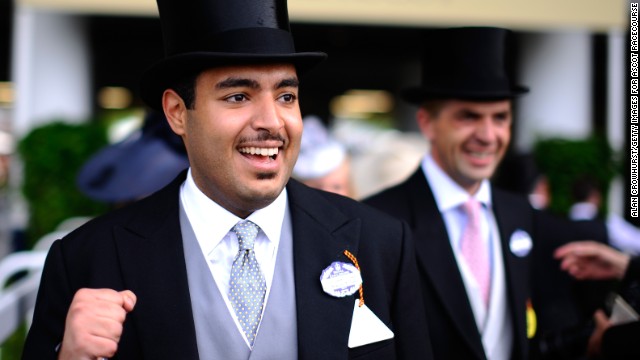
[
  {"x1": 475, "y1": 118, "x2": 498, "y2": 144},
  {"x1": 253, "y1": 97, "x2": 284, "y2": 134}
]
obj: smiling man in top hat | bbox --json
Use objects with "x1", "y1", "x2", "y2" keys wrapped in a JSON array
[
  {"x1": 22, "y1": 0, "x2": 431, "y2": 359},
  {"x1": 365, "y1": 27, "x2": 535, "y2": 360}
]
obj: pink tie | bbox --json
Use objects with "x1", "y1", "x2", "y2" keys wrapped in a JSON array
[{"x1": 460, "y1": 198, "x2": 491, "y2": 308}]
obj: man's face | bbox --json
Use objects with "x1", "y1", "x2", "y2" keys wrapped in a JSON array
[
  {"x1": 417, "y1": 99, "x2": 512, "y2": 194},
  {"x1": 164, "y1": 64, "x2": 301, "y2": 218}
]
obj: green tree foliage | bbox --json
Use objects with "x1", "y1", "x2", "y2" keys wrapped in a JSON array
[
  {"x1": 0, "y1": 323, "x2": 26, "y2": 360},
  {"x1": 533, "y1": 136, "x2": 620, "y2": 216},
  {"x1": 17, "y1": 121, "x2": 109, "y2": 248}
]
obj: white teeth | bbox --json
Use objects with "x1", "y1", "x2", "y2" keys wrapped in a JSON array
[
  {"x1": 469, "y1": 151, "x2": 490, "y2": 158},
  {"x1": 239, "y1": 147, "x2": 279, "y2": 156}
]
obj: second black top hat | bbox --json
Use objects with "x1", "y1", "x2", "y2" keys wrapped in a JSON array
[
  {"x1": 402, "y1": 27, "x2": 529, "y2": 105},
  {"x1": 140, "y1": 0, "x2": 326, "y2": 110}
]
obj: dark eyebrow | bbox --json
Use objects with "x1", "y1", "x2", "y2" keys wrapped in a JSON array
[
  {"x1": 216, "y1": 77, "x2": 260, "y2": 89},
  {"x1": 457, "y1": 109, "x2": 511, "y2": 119},
  {"x1": 215, "y1": 77, "x2": 299, "y2": 90},
  {"x1": 276, "y1": 77, "x2": 299, "y2": 89},
  {"x1": 459, "y1": 109, "x2": 482, "y2": 118}
]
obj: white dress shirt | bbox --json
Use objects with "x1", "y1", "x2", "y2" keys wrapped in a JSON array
[
  {"x1": 422, "y1": 154, "x2": 493, "y2": 317},
  {"x1": 180, "y1": 169, "x2": 287, "y2": 345},
  {"x1": 422, "y1": 155, "x2": 512, "y2": 360}
]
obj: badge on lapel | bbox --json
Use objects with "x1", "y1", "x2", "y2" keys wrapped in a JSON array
[
  {"x1": 320, "y1": 250, "x2": 394, "y2": 348},
  {"x1": 320, "y1": 261, "x2": 362, "y2": 298},
  {"x1": 509, "y1": 229, "x2": 532, "y2": 257}
]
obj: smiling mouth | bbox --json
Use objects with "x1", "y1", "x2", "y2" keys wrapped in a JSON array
[
  {"x1": 239, "y1": 147, "x2": 279, "y2": 160},
  {"x1": 467, "y1": 151, "x2": 493, "y2": 158}
]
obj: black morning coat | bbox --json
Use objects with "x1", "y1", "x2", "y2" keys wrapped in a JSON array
[
  {"x1": 365, "y1": 169, "x2": 534, "y2": 360},
  {"x1": 22, "y1": 171, "x2": 433, "y2": 359}
]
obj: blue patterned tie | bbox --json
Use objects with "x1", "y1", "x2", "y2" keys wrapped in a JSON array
[{"x1": 229, "y1": 220, "x2": 266, "y2": 347}]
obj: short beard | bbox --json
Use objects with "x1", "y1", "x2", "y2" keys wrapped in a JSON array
[{"x1": 257, "y1": 172, "x2": 277, "y2": 180}]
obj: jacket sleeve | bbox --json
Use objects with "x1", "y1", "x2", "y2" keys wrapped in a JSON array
[
  {"x1": 22, "y1": 240, "x2": 73, "y2": 360},
  {"x1": 624, "y1": 256, "x2": 640, "y2": 283}
]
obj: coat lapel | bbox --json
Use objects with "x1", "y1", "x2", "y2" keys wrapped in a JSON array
[
  {"x1": 405, "y1": 170, "x2": 486, "y2": 358},
  {"x1": 114, "y1": 174, "x2": 200, "y2": 359},
  {"x1": 109, "y1": 175, "x2": 371, "y2": 359},
  {"x1": 287, "y1": 180, "x2": 361, "y2": 359},
  {"x1": 492, "y1": 189, "x2": 531, "y2": 360}
]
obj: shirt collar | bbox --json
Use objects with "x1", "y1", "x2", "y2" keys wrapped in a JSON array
[
  {"x1": 421, "y1": 154, "x2": 492, "y2": 212},
  {"x1": 181, "y1": 168, "x2": 286, "y2": 256},
  {"x1": 569, "y1": 202, "x2": 598, "y2": 220}
]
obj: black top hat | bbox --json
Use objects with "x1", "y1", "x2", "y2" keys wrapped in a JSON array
[
  {"x1": 402, "y1": 27, "x2": 529, "y2": 104},
  {"x1": 77, "y1": 111, "x2": 189, "y2": 203},
  {"x1": 140, "y1": 0, "x2": 327, "y2": 110}
]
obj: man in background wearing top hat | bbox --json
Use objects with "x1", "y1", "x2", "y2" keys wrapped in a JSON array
[
  {"x1": 22, "y1": 0, "x2": 431, "y2": 359},
  {"x1": 365, "y1": 27, "x2": 535, "y2": 360}
]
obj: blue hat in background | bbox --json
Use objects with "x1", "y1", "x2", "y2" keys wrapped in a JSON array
[{"x1": 76, "y1": 111, "x2": 189, "y2": 203}]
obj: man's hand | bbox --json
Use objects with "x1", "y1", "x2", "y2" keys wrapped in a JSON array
[
  {"x1": 59, "y1": 288, "x2": 137, "y2": 360},
  {"x1": 586, "y1": 309, "x2": 612, "y2": 358},
  {"x1": 554, "y1": 240, "x2": 631, "y2": 281}
]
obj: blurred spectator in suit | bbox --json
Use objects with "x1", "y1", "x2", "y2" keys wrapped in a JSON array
[
  {"x1": 569, "y1": 177, "x2": 640, "y2": 255},
  {"x1": 496, "y1": 155, "x2": 614, "y2": 359},
  {"x1": 528, "y1": 175, "x2": 551, "y2": 211}
]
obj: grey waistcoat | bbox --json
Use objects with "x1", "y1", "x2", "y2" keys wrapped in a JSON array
[{"x1": 180, "y1": 202, "x2": 298, "y2": 360}]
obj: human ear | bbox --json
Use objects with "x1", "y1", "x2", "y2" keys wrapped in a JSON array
[
  {"x1": 162, "y1": 89, "x2": 187, "y2": 136},
  {"x1": 416, "y1": 107, "x2": 435, "y2": 141}
]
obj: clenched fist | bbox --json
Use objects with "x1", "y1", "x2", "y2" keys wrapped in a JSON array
[{"x1": 59, "y1": 288, "x2": 137, "y2": 360}]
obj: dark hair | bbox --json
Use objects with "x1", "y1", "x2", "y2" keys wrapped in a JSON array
[
  {"x1": 170, "y1": 72, "x2": 199, "y2": 110},
  {"x1": 420, "y1": 99, "x2": 448, "y2": 117},
  {"x1": 572, "y1": 176, "x2": 601, "y2": 202},
  {"x1": 143, "y1": 110, "x2": 187, "y2": 155},
  {"x1": 420, "y1": 98, "x2": 513, "y2": 117}
]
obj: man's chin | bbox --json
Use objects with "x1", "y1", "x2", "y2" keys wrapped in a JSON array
[
  {"x1": 256, "y1": 171, "x2": 278, "y2": 181},
  {"x1": 463, "y1": 167, "x2": 496, "y2": 183},
  {"x1": 248, "y1": 178, "x2": 286, "y2": 200}
]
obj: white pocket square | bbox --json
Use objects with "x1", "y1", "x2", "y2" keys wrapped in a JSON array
[{"x1": 348, "y1": 300, "x2": 394, "y2": 348}]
